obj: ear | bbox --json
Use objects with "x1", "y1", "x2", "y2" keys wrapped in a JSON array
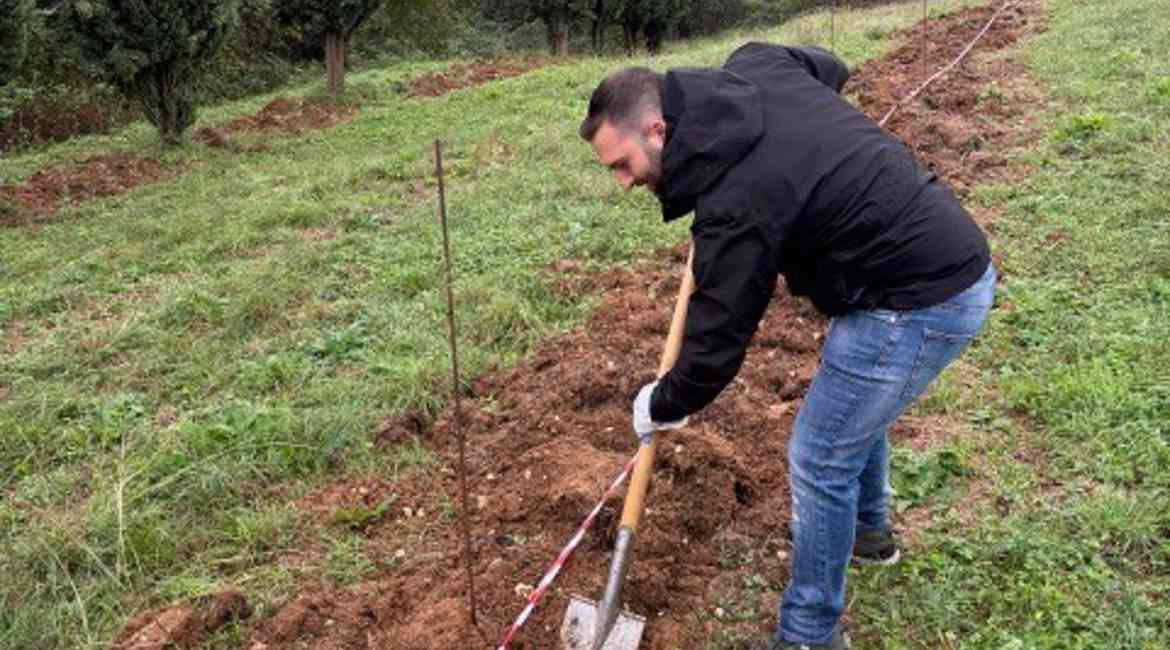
[{"x1": 645, "y1": 117, "x2": 667, "y2": 147}]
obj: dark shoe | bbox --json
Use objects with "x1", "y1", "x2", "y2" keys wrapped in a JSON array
[
  {"x1": 852, "y1": 528, "x2": 901, "y2": 566},
  {"x1": 753, "y1": 628, "x2": 850, "y2": 650}
]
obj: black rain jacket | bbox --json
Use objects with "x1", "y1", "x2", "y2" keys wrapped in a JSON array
[{"x1": 649, "y1": 42, "x2": 991, "y2": 422}]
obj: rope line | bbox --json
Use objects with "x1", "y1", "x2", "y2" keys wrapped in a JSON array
[{"x1": 879, "y1": 1, "x2": 1016, "y2": 127}]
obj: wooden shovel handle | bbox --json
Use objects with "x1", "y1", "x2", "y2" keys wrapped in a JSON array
[
  {"x1": 620, "y1": 246, "x2": 696, "y2": 532},
  {"x1": 657, "y1": 246, "x2": 696, "y2": 379}
]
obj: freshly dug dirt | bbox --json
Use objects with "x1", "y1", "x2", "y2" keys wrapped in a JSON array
[
  {"x1": 0, "y1": 154, "x2": 173, "y2": 226},
  {"x1": 233, "y1": 2, "x2": 1043, "y2": 649},
  {"x1": 195, "y1": 97, "x2": 358, "y2": 151},
  {"x1": 114, "y1": 591, "x2": 251, "y2": 650},
  {"x1": 849, "y1": 1, "x2": 1045, "y2": 197},
  {"x1": 404, "y1": 59, "x2": 547, "y2": 98},
  {"x1": 251, "y1": 248, "x2": 819, "y2": 650}
]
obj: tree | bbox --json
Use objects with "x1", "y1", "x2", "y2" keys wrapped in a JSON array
[
  {"x1": 606, "y1": 0, "x2": 683, "y2": 55},
  {"x1": 0, "y1": 0, "x2": 35, "y2": 85},
  {"x1": 608, "y1": 0, "x2": 642, "y2": 54},
  {"x1": 64, "y1": 0, "x2": 240, "y2": 145},
  {"x1": 275, "y1": 0, "x2": 384, "y2": 96},
  {"x1": 481, "y1": 0, "x2": 590, "y2": 56},
  {"x1": 678, "y1": 0, "x2": 746, "y2": 39}
]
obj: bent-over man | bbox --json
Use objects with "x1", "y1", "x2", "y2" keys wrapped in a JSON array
[{"x1": 579, "y1": 42, "x2": 995, "y2": 650}]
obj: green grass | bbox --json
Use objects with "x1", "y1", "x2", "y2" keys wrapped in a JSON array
[
  {"x1": 0, "y1": 2, "x2": 988, "y2": 648},
  {"x1": 851, "y1": 0, "x2": 1170, "y2": 647}
]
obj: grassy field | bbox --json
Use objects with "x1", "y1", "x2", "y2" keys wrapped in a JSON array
[
  {"x1": 2, "y1": 0, "x2": 1166, "y2": 648},
  {"x1": 0, "y1": 2, "x2": 985, "y2": 648},
  {"x1": 851, "y1": 0, "x2": 1170, "y2": 648}
]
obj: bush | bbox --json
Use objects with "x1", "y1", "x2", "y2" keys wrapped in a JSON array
[
  {"x1": 195, "y1": 0, "x2": 305, "y2": 102},
  {"x1": 679, "y1": 0, "x2": 748, "y2": 38},
  {"x1": 0, "y1": 0, "x2": 35, "y2": 85},
  {"x1": 353, "y1": 0, "x2": 470, "y2": 59},
  {"x1": 0, "y1": 82, "x2": 134, "y2": 151}
]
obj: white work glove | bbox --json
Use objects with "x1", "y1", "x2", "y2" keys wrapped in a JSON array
[{"x1": 632, "y1": 381, "x2": 689, "y2": 444}]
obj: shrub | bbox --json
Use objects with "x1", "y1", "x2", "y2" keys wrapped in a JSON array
[
  {"x1": 64, "y1": 0, "x2": 241, "y2": 145},
  {"x1": 0, "y1": 0, "x2": 35, "y2": 85}
]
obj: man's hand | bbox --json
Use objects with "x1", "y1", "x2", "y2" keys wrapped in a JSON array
[{"x1": 632, "y1": 381, "x2": 688, "y2": 444}]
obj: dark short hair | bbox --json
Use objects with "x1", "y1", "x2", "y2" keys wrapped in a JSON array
[{"x1": 579, "y1": 67, "x2": 665, "y2": 142}]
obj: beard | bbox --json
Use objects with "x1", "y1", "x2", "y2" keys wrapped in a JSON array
[{"x1": 642, "y1": 141, "x2": 665, "y2": 196}]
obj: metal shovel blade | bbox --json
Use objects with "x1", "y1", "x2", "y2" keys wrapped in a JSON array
[{"x1": 561, "y1": 596, "x2": 646, "y2": 650}]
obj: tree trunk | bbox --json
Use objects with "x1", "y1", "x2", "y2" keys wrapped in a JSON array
[
  {"x1": 325, "y1": 32, "x2": 345, "y2": 96},
  {"x1": 621, "y1": 8, "x2": 641, "y2": 57},
  {"x1": 144, "y1": 67, "x2": 187, "y2": 146},
  {"x1": 645, "y1": 19, "x2": 663, "y2": 55},
  {"x1": 546, "y1": 11, "x2": 571, "y2": 56},
  {"x1": 622, "y1": 24, "x2": 638, "y2": 56},
  {"x1": 590, "y1": 0, "x2": 607, "y2": 53}
]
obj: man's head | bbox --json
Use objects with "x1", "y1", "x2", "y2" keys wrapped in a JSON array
[{"x1": 579, "y1": 67, "x2": 667, "y2": 194}]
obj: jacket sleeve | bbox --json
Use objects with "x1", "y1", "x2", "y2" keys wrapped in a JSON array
[
  {"x1": 649, "y1": 211, "x2": 779, "y2": 422},
  {"x1": 784, "y1": 45, "x2": 850, "y2": 93}
]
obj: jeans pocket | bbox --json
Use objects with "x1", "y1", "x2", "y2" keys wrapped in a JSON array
[{"x1": 900, "y1": 328, "x2": 975, "y2": 402}]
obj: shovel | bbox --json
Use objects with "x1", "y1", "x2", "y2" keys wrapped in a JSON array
[{"x1": 561, "y1": 247, "x2": 696, "y2": 650}]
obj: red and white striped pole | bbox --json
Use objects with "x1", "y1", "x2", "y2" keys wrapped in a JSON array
[{"x1": 495, "y1": 453, "x2": 640, "y2": 650}]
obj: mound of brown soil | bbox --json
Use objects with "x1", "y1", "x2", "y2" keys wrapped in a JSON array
[
  {"x1": 195, "y1": 97, "x2": 358, "y2": 151},
  {"x1": 0, "y1": 154, "x2": 173, "y2": 226},
  {"x1": 405, "y1": 59, "x2": 547, "y2": 98},
  {"x1": 242, "y1": 249, "x2": 819, "y2": 650}
]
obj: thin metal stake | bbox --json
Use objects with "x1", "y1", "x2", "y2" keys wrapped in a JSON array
[
  {"x1": 435, "y1": 139, "x2": 479, "y2": 626},
  {"x1": 830, "y1": 0, "x2": 836, "y2": 51},
  {"x1": 923, "y1": 0, "x2": 929, "y2": 79}
]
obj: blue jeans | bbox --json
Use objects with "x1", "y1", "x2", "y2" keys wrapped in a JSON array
[{"x1": 778, "y1": 263, "x2": 997, "y2": 644}]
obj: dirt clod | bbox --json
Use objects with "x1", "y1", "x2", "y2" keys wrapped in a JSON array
[{"x1": 114, "y1": 591, "x2": 251, "y2": 650}]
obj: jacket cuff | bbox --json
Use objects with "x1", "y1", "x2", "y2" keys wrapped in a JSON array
[{"x1": 649, "y1": 373, "x2": 690, "y2": 423}]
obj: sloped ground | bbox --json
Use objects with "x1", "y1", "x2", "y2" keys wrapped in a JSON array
[
  {"x1": 111, "y1": 2, "x2": 1044, "y2": 649},
  {"x1": 0, "y1": 56, "x2": 542, "y2": 224}
]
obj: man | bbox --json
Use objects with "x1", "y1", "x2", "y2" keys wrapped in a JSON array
[{"x1": 579, "y1": 43, "x2": 996, "y2": 650}]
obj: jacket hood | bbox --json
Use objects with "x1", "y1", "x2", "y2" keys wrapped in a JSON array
[{"x1": 658, "y1": 68, "x2": 765, "y2": 221}]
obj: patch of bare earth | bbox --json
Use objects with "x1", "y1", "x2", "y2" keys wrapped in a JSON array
[
  {"x1": 850, "y1": 0, "x2": 1048, "y2": 206},
  {"x1": 195, "y1": 97, "x2": 358, "y2": 151},
  {"x1": 0, "y1": 154, "x2": 174, "y2": 226},
  {"x1": 111, "y1": 3, "x2": 1048, "y2": 649},
  {"x1": 243, "y1": 246, "x2": 816, "y2": 650},
  {"x1": 403, "y1": 58, "x2": 547, "y2": 98}
]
